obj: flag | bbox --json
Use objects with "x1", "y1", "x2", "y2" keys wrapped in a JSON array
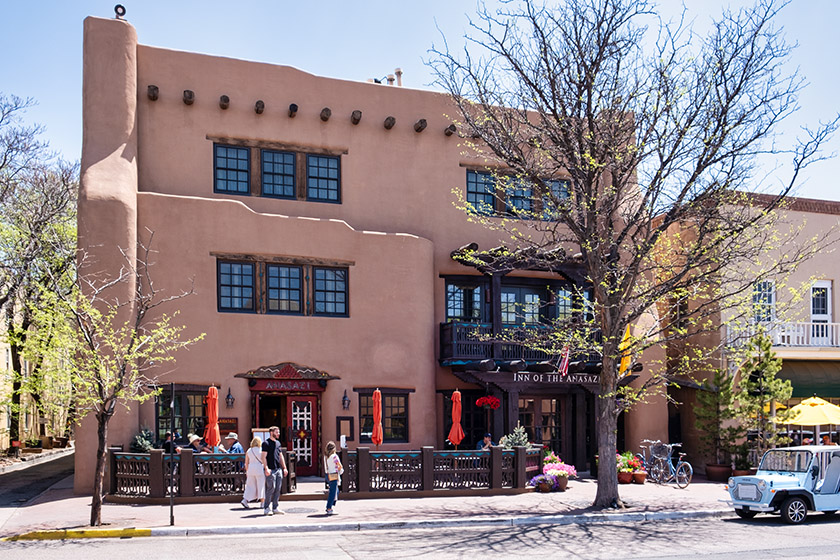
[
  {"x1": 559, "y1": 346, "x2": 570, "y2": 377},
  {"x1": 618, "y1": 325, "x2": 632, "y2": 378}
]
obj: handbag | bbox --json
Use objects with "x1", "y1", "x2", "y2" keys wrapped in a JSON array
[{"x1": 328, "y1": 472, "x2": 339, "y2": 481}]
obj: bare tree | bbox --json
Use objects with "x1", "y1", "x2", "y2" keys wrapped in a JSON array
[
  {"x1": 0, "y1": 92, "x2": 77, "y2": 446},
  {"x1": 430, "y1": 0, "x2": 838, "y2": 508},
  {"x1": 28, "y1": 233, "x2": 204, "y2": 526}
]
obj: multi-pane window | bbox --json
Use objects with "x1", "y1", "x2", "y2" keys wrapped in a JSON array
[
  {"x1": 543, "y1": 179, "x2": 571, "y2": 219},
  {"x1": 214, "y1": 145, "x2": 250, "y2": 194},
  {"x1": 502, "y1": 287, "x2": 544, "y2": 326},
  {"x1": 446, "y1": 283, "x2": 483, "y2": 322},
  {"x1": 218, "y1": 261, "x2": 255, "y2": 311},
  {"x1": 266, "y1": 265, "x2": 302, "y2": 313},
  {"x1": 812, "y1": 287, "x2": 829, "y2": 316},
  {"x1": 752, "y1": 281, "x2": 775, "y2": 323},
  {"x1": 216, "y1": 258, "x2": 349, "y2": 317},
  {"x1": 505, "y1": 178, "x2": 533, "y2": 215},
  {"x1": 523, "y1": 293, "x2": 540, "y2": 324},
  {"x1": 155, "y1": 391, "x2": 207, "y2": 444},
  {"x1": 314, "y1": 267, "x2": 348, "y2": 316},
  {"x1": 466, "y1": 170, "x2": 496, "y2": 215},
  {"x1": 359, "y1": 391, "x2": 409, "y2": 443},
  {"x1": 553, "y1": 288, "x2": 573, "y2": 321},
  {"x1": 262, "y1": 149, "x2": 296, "y2": 198},
  {"x1": 307, "y1": 155, "x2": 341, "y2": 202}
]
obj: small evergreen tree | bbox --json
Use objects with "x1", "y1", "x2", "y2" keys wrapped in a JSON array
[
  {"x1": 735, "y1": 333, "x2": 793, "y2": 458},
  {"x1": 695, "y1": 369, "x2": 743, "y2": 465}
]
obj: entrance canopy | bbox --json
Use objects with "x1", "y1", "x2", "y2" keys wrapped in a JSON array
[
  {"x1": 778, "y1": 361, "x2": 840, "y2": 398},
  {"x1": 235, "y1": 362, "x2": 339, "y2": 392}
]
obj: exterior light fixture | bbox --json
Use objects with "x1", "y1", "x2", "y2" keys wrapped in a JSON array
[
  {"x1": 342, "y1": 390, "x2": 351, "y2": 410},
  {"x1": 225, "y1": 388, "x2": 235, "y2": 409}
]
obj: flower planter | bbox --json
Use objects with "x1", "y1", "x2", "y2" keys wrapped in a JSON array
[
  {"x1": 556, "y1": 476, "x2": 568, "y2": 491},
  {"x1": 705, "y1": 464, "x2": 733, "y2": 482},
  {"x1": 617, "y1": 471, "x2": 633, "y2": 484},
  {"x1": 537, "y1": 482, "x2": 553, "y2": 493},
  {"x1": 632, "y1": 471, "x2": 647, "y2": 484}
]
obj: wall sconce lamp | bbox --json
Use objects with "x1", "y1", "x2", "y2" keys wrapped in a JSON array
[
  {"x1": 225, "y1": 388, "x2": 235, "y2": 409},
  {"x1": 342, "y1": 390, "x2": 351, "y2": 410}
]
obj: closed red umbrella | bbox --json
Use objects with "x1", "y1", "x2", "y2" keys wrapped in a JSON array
[
  {"x1": 203, "y1": 387, "x2": 221, "y2": 448},
  {"x1": 448, "y1": 389, "x2": 465, "y2": 448},
  {"x1": 371, "y1": 388, "x2": 384, "y2": 448}
]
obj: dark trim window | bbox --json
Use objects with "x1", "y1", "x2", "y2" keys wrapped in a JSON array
[
  {"x1": 358, "y1": 390, "x2": 409, "y2": 443},
  {"x1": 266, "y1": 264, "x2": 302, "y2": 313},
  {"x1": 216, "y1": 257, "x2": 349, "y2": 317},
  {"x1": 306, "y1": 154, "x2": 341, "y2": 203},
  {"x1": 214, "y1": 144, "x2": 250, "y2": 194},
  {"x1": 505, "y1": 178, "x2": 533, "y2": 215},
  {"x1": 753, "y1": 281, "x2": 775, "y2": 323},
  {"x1": 466, "y1": 170, "x2": 496, "y2": 215},
  {"x1": 543, "y1": 179, "x2": 571, "y2": 220},
  {"x1": 218, "y1": 261, "x2": 255, "y2": 311},
  {"x1": 446, "y1": 283, "x2": 484, "y2": 322},
  {"x1": 262, "y1": 149, "x2": 296, "y2": 198},
  {"x1": 313, "y1": 267, "x2": 348, "y2": 316},
  {"x1": 155, "y1": 390, "x2": 207, "y2": 444}
]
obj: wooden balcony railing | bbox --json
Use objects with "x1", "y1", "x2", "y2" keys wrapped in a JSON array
[
  {"x1": 440, "y1": 322, "x2": 561, "y2": 363},
  {"x1": 727, "y1": 321, "x2": 840, "y2": 349}
]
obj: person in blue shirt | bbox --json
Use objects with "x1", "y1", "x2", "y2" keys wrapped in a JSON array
[
  {"x1": 224, "y1": 432, "x2": 244, "y2": 454},
  {"x1": 476, "y1": 433, "x2": 496, "y2": 450}
]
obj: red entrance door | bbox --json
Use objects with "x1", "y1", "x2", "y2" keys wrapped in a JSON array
[{"x1": 287, "y1": 396, "x2": 318, "y2": 476}]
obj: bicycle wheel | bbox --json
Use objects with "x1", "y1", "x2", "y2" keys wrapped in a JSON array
[
  {"x1": 676, "y1": 462, "x2": 693, "y2": 488},
  {"x1": 649, "y1": 459, "x2": 664, "y2": 484}
]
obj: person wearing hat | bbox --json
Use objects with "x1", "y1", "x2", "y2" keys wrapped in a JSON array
[
  {"x1": 187, "y1": 433, "x2": 211, "y2": 454},
  {"x1": 224, "y1": 432, "x2": 244, "y2": 454},
  {"x1": 476, "y1": 433, "x2": 496, "y2": 451}
]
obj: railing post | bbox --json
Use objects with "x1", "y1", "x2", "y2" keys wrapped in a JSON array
[
  {"x1": 107, "y1": 447, "x2": 118, "y2": 494},
  {"x1": 514, "y1": 446, "x2": 527, "y2": 488},
  {"x1": 339, "y1": 448, "x2": 349, "y2": 493},
  {"x1": 421, "y1": 446, "x2": 434, "y2": 491},
  {"x1": 149, "y1": 449, "x2": 164, "y2": 498},
  {"x1": 490, "y1": 446, "x2": 502, "y2": 489},
  {"x1": 357, "y1": 447, "x2": 371, "y2": 493},
  {"x1": 180, "y1": 449, "x2": 195, "y2": 496}
]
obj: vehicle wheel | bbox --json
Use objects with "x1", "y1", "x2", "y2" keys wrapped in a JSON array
[
  {"x1": 781, "y1": 496, "x2": 808, "y2": 524},
  {"x1": 735, "y1": 508, "x2": 758, "y2": 519},
  {"x1": 676, "y1": 462, "x2": 693, "y2": 488}
]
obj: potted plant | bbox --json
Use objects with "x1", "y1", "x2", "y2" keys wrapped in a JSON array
[
  {"x1": 732, "y1": 442, "x2": 756, "y2": 476},
  {"x1": 695, "y1": 369, "x2": 742, "y2": 481},
  {"x1": 543, "y1": 461, "x2": 577, "y2": 491},
  {"x1": 529, "y1": 473, "x2": 556, "y2": 492},
  {"x1": 617, "y1": 451, "x2": 636, "y2": 484}
]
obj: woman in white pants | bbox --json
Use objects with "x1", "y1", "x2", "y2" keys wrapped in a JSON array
[{"x1": 241, "y1": 436, "x2": 267, "y2": 509}]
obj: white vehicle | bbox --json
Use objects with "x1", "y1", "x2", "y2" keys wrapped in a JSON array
[{"x1": 726, "y1": 445, "x2": 840, "y2": 524}]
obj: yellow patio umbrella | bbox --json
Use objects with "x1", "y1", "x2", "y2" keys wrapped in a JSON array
[{"x1": 786, "y1": 396, "x2": 840, "y2": 426}]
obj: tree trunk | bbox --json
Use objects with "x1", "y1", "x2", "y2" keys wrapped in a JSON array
[
  {"x1": 90, "y1": 412, "x2": 109, "y2": 526},
  {"x1": 9, "y1": 342, "x2": 23, "y2": 445},
  {"x1": 593, "y1": 352, "x2": 623, "y2": 509}
]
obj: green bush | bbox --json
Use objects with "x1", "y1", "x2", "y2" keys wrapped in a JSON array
[{"x1": 129, "y1": 427, "x2": 155, "y2": 453}]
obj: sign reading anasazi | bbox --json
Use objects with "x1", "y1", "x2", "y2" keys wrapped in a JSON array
[{"x1": 512, "y1": 372, "x2": 599, "y2": 385}]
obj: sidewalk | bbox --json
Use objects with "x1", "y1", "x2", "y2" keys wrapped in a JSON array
[{"x1": 0, "y1": 472, "x2": 732, "y2": 540}]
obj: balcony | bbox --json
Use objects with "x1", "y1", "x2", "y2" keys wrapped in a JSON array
[
  {"x1": 727, "y1": 321, "x2": 840, "y2": 349},
  {"x1": 439, "y1": 322, "x2": 567, "y2": 365}
]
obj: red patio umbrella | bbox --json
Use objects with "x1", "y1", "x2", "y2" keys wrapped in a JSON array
[
  {"x1": 447, "y1": 389, "x2": 465, "y2": 448},
  {"x1": 203, "y1": 386, "x2": 221, "y2": 449},
  {"x1": 371, "y1": 388, "x2": 384, "y2": 449}
]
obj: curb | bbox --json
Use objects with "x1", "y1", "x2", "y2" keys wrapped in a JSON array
[
  {"x1": 0, "y1": 448, "x2": 75, "y2": 475},
  {"x1": 2, "y1": 509, "x2": 730, "y2": 541}
]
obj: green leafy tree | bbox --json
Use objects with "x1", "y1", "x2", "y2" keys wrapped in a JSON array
[
  {"x1": 27, "y1": 236, "x2": 204, "y2": 526},
  {"x1": 734, "y1": 332, "x2": 793, "y2": 459},
  {"x1": 430, "y1": 0, "x2": 837, "y2": 508},
  {"x1": 695, "y1": 369, "x2": 743, "y2": 466}
]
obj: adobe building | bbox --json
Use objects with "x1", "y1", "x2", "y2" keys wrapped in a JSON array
[{"x1": 75, "y1": 15, "x2": 670, "y2": 491}]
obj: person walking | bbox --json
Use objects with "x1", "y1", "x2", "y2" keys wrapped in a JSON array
[
  {"x1": 324, "y1": 440, "x2": 343, "y2": 516},
  {"x1": 262, "y1": 426, "x2": 288, "y2": 516},
  {"x1": 241, "y1": 436, "x2": 266, "y2": 509}
]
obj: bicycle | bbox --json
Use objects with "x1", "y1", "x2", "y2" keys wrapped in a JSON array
[
  {"x1": 649, "y1": 442, "x2": 693, "y2": 488},
  {"x1": 635, "y1": 439, "x2": 661, "y2": 483}
]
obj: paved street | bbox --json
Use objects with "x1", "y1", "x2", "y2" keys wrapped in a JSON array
[{"x1": 3, "y1": 516, "x2": 840, "y2": 559}]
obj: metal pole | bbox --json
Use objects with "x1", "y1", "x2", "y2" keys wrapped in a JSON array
[{"x1": 169, "y1": 382, "x2": 175, "y2": 526}]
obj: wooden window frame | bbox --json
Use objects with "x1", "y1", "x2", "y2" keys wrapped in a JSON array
[
  {"x1": 217, "y1": 260, "x2": 256, "y2": 313},
  {"x1": 355, "y1": 388, "x2": 414, "y2": 444}
]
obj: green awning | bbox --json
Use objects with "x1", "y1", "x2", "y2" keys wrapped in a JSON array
[{"x1": 778, "y1": 360, "x2": 840, "y2": 398}]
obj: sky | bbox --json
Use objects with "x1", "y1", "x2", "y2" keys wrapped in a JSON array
[{"x1": 1, "y1": 0, "x2": 838, "y2": 200}]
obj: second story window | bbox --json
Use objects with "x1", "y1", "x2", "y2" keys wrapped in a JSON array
[
  {"x1": 752, "y1": 281, "x2": 775, "y2": 323},
  {"x1": 262, "y1": 149, "x2": 296, "y2": 198},
  {"x1": 313, "y1": 267, "x2": 348, "y2": 316},
  {"x1": 218, "y1": 261, "x2": 255, "y2": 311},
  {"x1": 446, "y1": 283, "x2": 483, "y2": 322},
  {"x1": 466, "y1": 170, "x2": 496, "y2": 215},
  {"x1": 505, "y1": 178, "x2": 533, "y2": 216},
  {"x1": 307, "y1": 155, "x2": 341, "y2": 203},
  {"x1": 467, "y1": 170, "x2": 570, "y2": 219},
  {"x1": 266, "y1": 264, "x2": 302, "y2": 313},
  {"x1": 214, "y1": 145, "x2": 250, "y2": 194}
]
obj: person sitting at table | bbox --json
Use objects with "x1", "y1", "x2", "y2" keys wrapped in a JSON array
[
  {"x1": 186, "y1": 433, "x2": 212, "y2": 453},
  {"x1": 476, "y1": 433, "x2": 496, "y2": 451}
]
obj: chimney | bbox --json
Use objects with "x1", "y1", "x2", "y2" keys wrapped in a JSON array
[
  {"x1": 386, "y1": 74, "x2": 395, "y2": 86},
  {"x1": 394, "y1": 68, "x2": 403, "y2": 87}
]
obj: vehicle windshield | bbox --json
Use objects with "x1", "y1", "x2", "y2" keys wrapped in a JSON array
[{"x1": 759, "y1": 450, "x2": 812, "y2": 472}]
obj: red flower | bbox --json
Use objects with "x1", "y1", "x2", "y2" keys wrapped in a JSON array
[{"x1": 476, "y1": 396, "x2": 501, "y2": 409}]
